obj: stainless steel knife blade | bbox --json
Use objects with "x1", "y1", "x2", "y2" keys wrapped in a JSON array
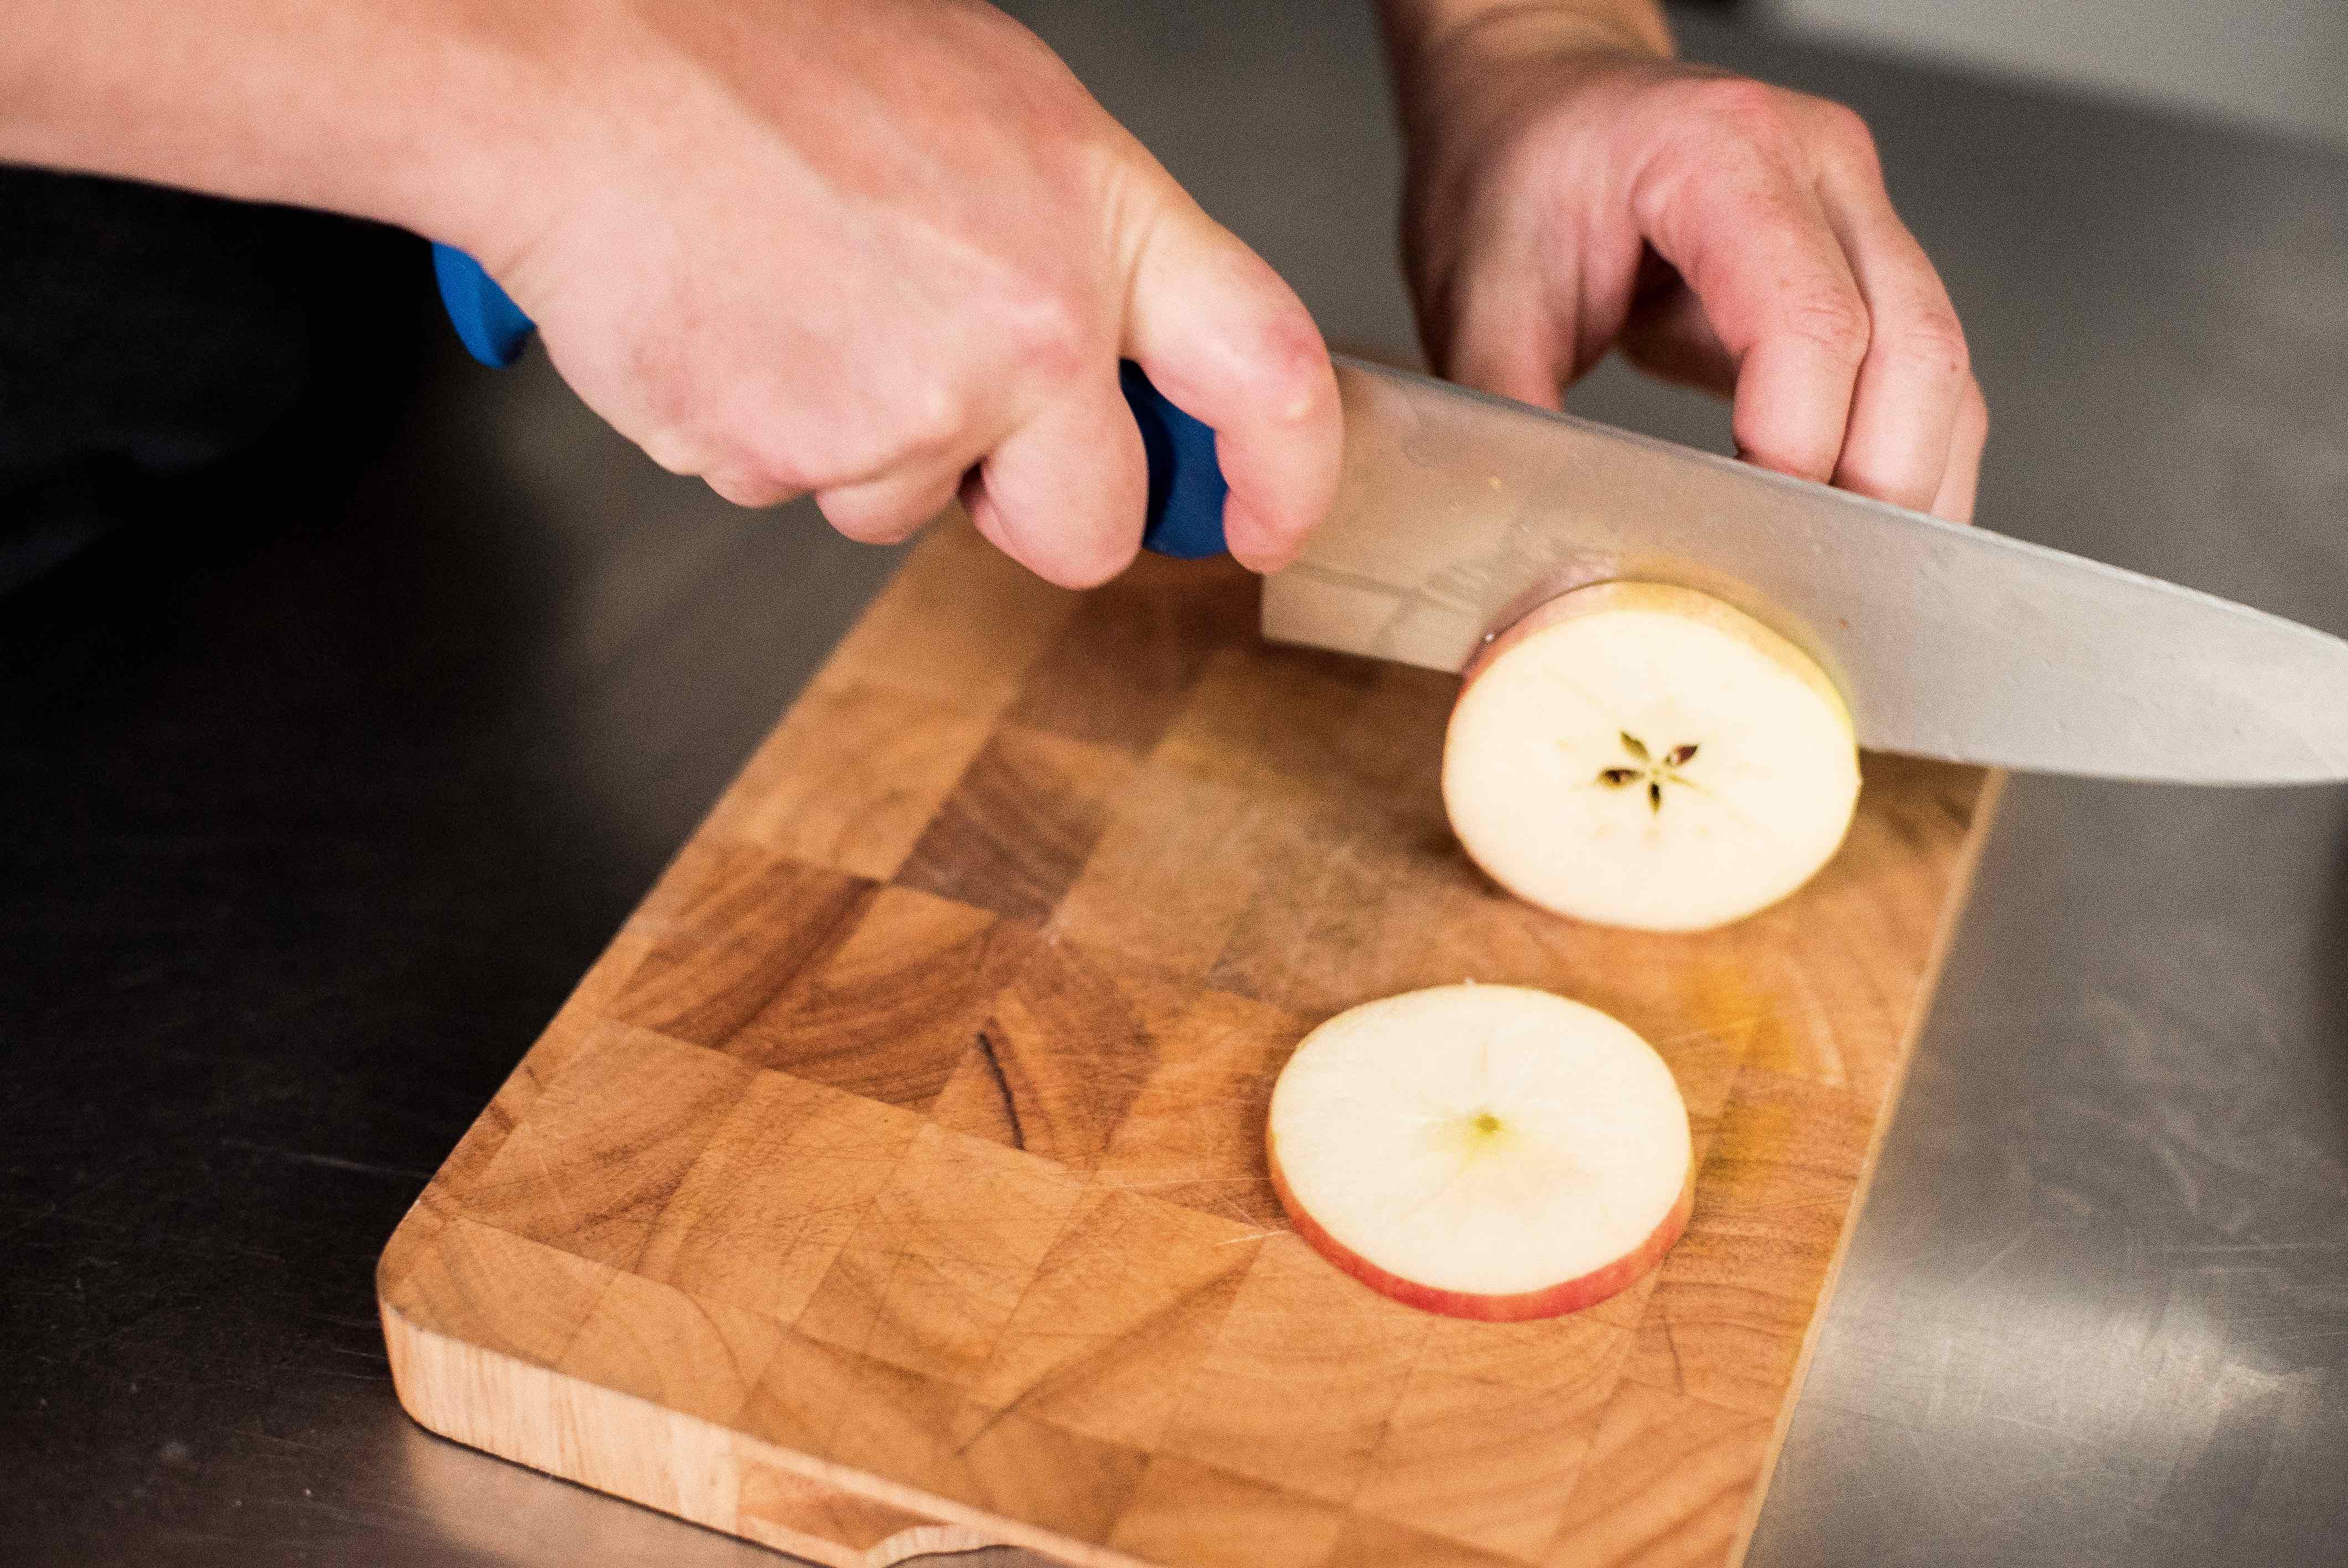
[{"x1": 1262, "y1": 358, "x2": 2348, "y2": 784}]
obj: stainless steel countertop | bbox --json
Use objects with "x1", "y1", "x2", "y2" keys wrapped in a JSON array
[{"x1": 4, "y1": 5, "x2": 2345, "y2": 1565}]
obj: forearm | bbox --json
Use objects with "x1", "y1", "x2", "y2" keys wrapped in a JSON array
[
  {"x1": 0, "y1": 0, "x2": 596, "y2": 252},
  {"x1": 1378, "y1": 0, "x2": 1674, "y2": 77}
]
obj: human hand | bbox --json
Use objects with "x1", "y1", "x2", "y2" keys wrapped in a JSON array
[
  {"x1": 1386, "y1": 5, "x2": 1986, "y2": 521},
  {"x1": 455, "y1": 0, "x2": 1340, "y2": 584}
]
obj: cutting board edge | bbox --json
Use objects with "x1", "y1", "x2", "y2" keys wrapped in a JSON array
[
  {"x1": 1725, "y1": 764, "x2": 2009, "y2": 1567},
  {"x1": 374, "y1": 1255, "x2": 1166, "y2": 1568}
]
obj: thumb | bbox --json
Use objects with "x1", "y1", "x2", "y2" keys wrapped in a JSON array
[{"x1": 1119, "y1": 183, "x2": 1341, "y2": 573}]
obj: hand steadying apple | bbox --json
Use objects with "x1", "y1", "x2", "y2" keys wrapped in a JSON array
[
  {"x1": 1386, "y1": 0, "x2": 1989, "y2": 523},
  {"x1": 1, "y1": 0, "x2": 1985, "y2": 584}
]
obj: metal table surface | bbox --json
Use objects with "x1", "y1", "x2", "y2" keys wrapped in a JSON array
[{"x1": 5, "y1": 6, "x2": 2345, "y2": 1565}]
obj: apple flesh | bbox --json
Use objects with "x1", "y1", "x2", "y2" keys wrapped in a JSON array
[
  {"x1": 1444, "y1": 581, "x2": 1861, "y2": 932},
  {"x1": 1266, "y1": 984, "x2": 1692, "y2": 1321}
]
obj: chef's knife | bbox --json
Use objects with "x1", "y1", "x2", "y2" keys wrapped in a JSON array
[{"x1": 434, "y1": 246, "x2": 2348, "y2": 785}]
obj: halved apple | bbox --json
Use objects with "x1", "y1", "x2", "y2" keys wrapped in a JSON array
[
  {"x1": 1266, "y1": 983, "x2": 1691, "y2": 1321},
  {"x1": 1444, "y1": 581, "x2": 1860, "y2": 932}
]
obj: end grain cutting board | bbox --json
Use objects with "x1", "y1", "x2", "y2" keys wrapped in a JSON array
[{"x1": 379, "y1": 516, "x2": 1999, "y2": 1568}]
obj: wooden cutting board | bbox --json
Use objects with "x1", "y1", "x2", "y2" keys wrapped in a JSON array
[{"x1": 379, "y1": 516, "x2": 1999, "y2": 1568}]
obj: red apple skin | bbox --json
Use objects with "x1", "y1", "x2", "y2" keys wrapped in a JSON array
[
  {"x1": 1455, "y1": 584, "x2": 1603, "y2": 690},
  {"x1": 1268, "y1": 1138, "x2": 1693, "y2": 1322},
  {"x1": 1455, "y1": 581, "x2": 1839, "y2": 702}
]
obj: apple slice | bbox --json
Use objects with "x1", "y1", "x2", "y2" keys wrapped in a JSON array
[
  {"x1": 1444, "y1": 581, "x2": 1861, "y2": 932},
  {"x1": 1266, "y1": 983, "x2": 1691, "y2": 1321}
]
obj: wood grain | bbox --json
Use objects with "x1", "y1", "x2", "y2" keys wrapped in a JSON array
[{"x1": 380, "y1": 512, "x2": 2000, "y2": 1567}]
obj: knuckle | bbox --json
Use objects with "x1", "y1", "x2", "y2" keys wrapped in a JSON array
[
  {"x1": 1889, "y1": 307, "x2": 1970, "y2": 383},
  {"x1": 706, "y1": 468, "x2": 789, "y2": 509},
  {"x1": 1781, "y1": 287, "x2": 1872, "y2": 362},
  {"x1": 998, "y1": 281, "x2": 1098, "y2": 390},
  {"x1": 1249, "y1": 304, "x2": 1336, "y2": 423},
  {"x1": 893, "y1": 377, "x2": 969, "y2": 460},
  {"x1": 817, "y1": 487, "x2": 924, "y2": 546},
  {"x1": 1682, "y1": 74, "x2": 1784, "y2": 125},
  {"x1": 1484, "y1": 97, "x2": 1585, "y2": 195},
  {"x1": 1811, "y1": 98, "x2": 1880, "y2": 168},
  {"x1": 1678, "y1": 75, "x2": 1797, "y2": 147},
  {"x1": 639, "y1": 429, "x2": 703, "y2": 478},
  {"x1": 1670, "y1": 79, "x2": 1884, "y2": 183},
  {"x1": 1642, "y1": 81, "x2": 1801, "y2": 220},
  {"x1": 624, "y1": 338, "x2": 704, "y2": 440},
  {"x1": 736, "y1": 436, "x2": 815, "y2": 499}
]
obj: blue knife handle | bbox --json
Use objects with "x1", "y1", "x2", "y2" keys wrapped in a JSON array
[{"x1": 429, "y1": 243, "x2": 1229, "y2": 560}]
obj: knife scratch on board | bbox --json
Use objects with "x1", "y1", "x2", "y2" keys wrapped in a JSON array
[{"x1": 972, "y1": 1030, "x2": 1023, "y2": 1151}]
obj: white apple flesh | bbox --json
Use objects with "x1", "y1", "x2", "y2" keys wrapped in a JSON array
[
  {"x1": 1266, "y1": 984, "x2": 1692, "y2": 1321},
  {"x1": 1444, "y1": 582, "x2": 1861, "y2": 932}
]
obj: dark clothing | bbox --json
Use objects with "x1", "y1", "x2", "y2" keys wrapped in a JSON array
[{"x1": 0, "y1": 166, "x2": 430, "y2": 594}]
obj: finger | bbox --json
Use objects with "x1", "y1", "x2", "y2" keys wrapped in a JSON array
[
  {"x1": 1639, "y1": 146, "x2": 1870, "y2": 482},
  {"x1": 1816, "y1": 162, "x2": 1971, "y2": 513},
  {"x1": 1443, "y1": 257, "x2": 1573, "y2": 410},
  {"x1": 962, "y1": 374, "x2": 1147, "y2": 589},
  {"x1": 815, "y1": 457, "x2": 971, "y2": 546},
  {"x1": 1929, "y1": 375, "x2": 1989, "y2": 524},
  {"x1": 1427, "y1": 212, "x2": 1582, "y2": 409},
  {"x1": 642, "y1": 428, "x2": 717, "y2": 479},
  {"x1": 1122, "y1": 191, "x2": 1341, "y2": 573}
]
